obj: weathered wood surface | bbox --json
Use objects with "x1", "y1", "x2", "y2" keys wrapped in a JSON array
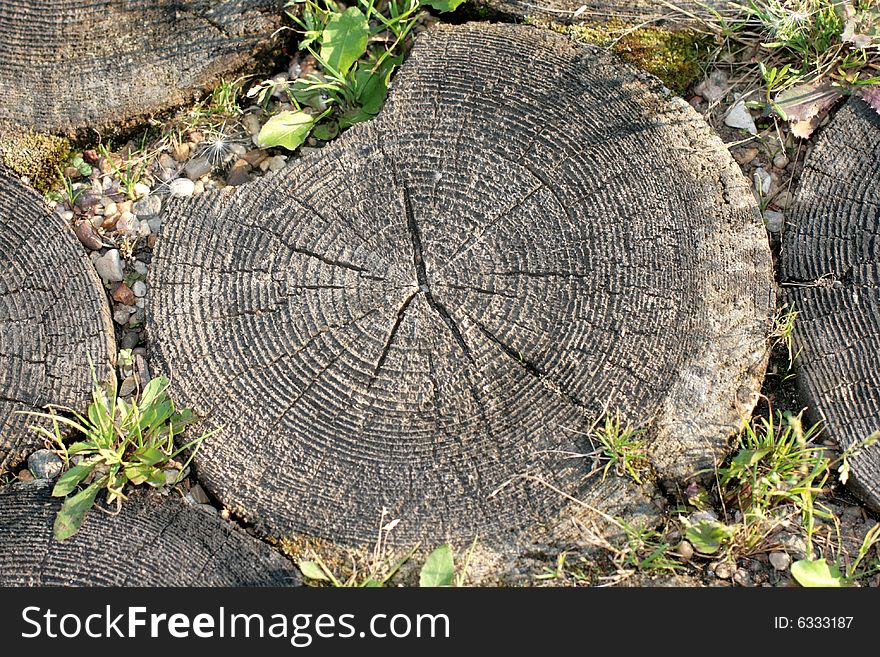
[
  {"x1": 781, "y1": 97, "x2": 880, "y2": 511},
  {"x1": 0, "y1": 481, "x2": 301, "y2": 586},
  {"x1": 0, "y1": 0, "x2": 282, "y2": 134},
  {"x1": 0, "y1": 166, "x2": 115, "y2": 474},
  {"x1": 471, "y1": 0, "x2": 744, "y2": 25},
  {"x1": 148, "y1": 23, "x2": 773, "y2": 546}
]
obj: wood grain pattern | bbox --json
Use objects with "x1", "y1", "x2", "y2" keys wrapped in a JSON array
[
  {"x1": 0, "y1": 481, "x2": 300, "y2": 586},
  {"x1": 148, "y1": 23, "x2": 773, "y2": 546},
  {"x1": 0, "y1": 166, "x2": 115, "y2": 474},
  {"x1": 0, "y1": 0, "x2": 282, "y2": 134},
  {"x1": 781, "y1": 97, "x2": 880, "y2": 511}
]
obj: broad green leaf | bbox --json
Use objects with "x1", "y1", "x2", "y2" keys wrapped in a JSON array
[
  {"x1": 419, "y1": 0, "x2": 465, "y2": 12},
  {"x1": 66, "y1": 441, "x2": 96, "y2": 455},
  {"x1": 685, "y1": 519, "x2": 733, "y2": 555},
  {"x1": 339, "y1": 107, "x2": 373, "y2": 129},
  {"x1": 791, "y1": 559, "x2": 846, "y2": 587},
  {"x1": 299, "y1": 560, "x2": 330, "y2": 581},
  {"x1": 320, "y1": 7, "x2": 369, "y2": 76},
  {"x1": 139, "y1": 376, "x2": 168, "y2": 410},
  {"x1": 352, "y1": 65, "x2": 389, "y2": 116},
  {"x1": 53, "y1": 482, "x2": 101, "y2": 541},
  {"x1": 311, "y1": 121, "x2": 339, "y2": 141},
  {"x1": 258, "y1": 111, "x2": 317, "y2": 151},
  {"x1": 731, "y1": 448, "x2": 771, "y2": 468},
  {"x1": 125, "y1": 463, "x2": 156, "y2": 486},
  {"x1": 52, "y1": 464, "x2": 94, "y2": 497},
  {"x1": 135, "y1": 446, "x2": 166, "y2": 466},
  {"x1": 420, "y1": 544, "x2": 455, "y2": 587}
]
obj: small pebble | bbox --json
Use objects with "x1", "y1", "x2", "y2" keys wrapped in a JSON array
[
  {"x1": 17, "y1": 469, "x2": 34, "y2": 482},
  {"x1": 764, "y1": 210, "x2": 784, "y2": 234},
  {"x1": 169, "y1": 177, "x2": 195, "y2": 197},
  {"x1": 243, "y1": 113, "x2": 262, "y2": 137},
  {"x1": 113, "y1": 307, "x2": 133, "y2": 325},
  {"x1": 773, "y1": 190, "x2": 793, "y2": 209},
  {"x1": 772, "y1": 152, "x2": 790, "y2": 170},
  {"x1": 132, "y1": 280, "x2": 147, "y2": 297},
  {"x1": 733, "y1": 147, "x2": 758, "y2": 166},
  {"x1": 225, "y1": 159, "x2": 252, "y2": 186},
  {"x1": 119, "y1": 375, "x2": 138, "y2": 397},
  {"x1": 754, "y1": 167, "x2": 772, "y2": 195},
  {"x1": 133, "y1": 260, "x2": 148, "y2": 275},
  {"x1": 133, "y1": 194, "x2": 162, "y2": 218},
  {"x1": 187, "y1": 484, "x2": 211, "y2": 505},
  {"x1": 769, "y1": 551, "x2": 791, "y2": 571},
  {"x1": 713, "y1": 562, "x2": 733, "y2": 579},
  {"x1": 94, "y1": 249, "x2": 125, "y2": 283},
  {"x1": 220, "y1": 508, "x2": 231, "y2": 520},
  {"x1": 675, "y1": 541, "x2": 694, "y2": 560},
  {"x1": 74, "y1": 221, "x2": 103, "y2": 250},
  {"x1": 120, "y1": 331, "x2": 140, "y2": 350},
  {"x1": 112, "y1": 283, "x2": 136, "y2": 306},
  {"x1": 59, "y1": 210, "x2": 74, "y2": 222},
  {"x1": 27, "y1": 449, "x2": 62, "y2": 479},
  {"x1": 184, "y1": 157, "x2": 212, "y2": 180}
]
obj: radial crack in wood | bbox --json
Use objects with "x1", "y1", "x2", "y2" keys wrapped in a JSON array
[
  {"x1": 0, "y1": 481, "x2": 301, "y2": 586},
  {"x1": 0, "y1": 166, "x2": 115, "y2": 474},
  {"x1": 781, "y1": 97, "x2": 880, "y2": 511},
  {"x1": 0, "y1": 0, "x2": 282, "y2": 134},
  {"x1": 148, "y1": 23, "x2": 773, "y2": 548}
]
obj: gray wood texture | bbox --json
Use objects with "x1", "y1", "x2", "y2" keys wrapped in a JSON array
[
  {"x1": 471, "y1": 0, "x2": 743, "y2": 25},
  {"x1": 148, "y1": 23, "x2": 773, "y2": 546},
  {"x1": 0, "y1": 166, "x2": 115, "y2": 474},
  {"x1": 0, "y1": 481, "x2": 301, "y2": 586},
  {"x1": 781, "y1": 97, "x2": 880, "y2": 511},
  {"x1": 0, "y1": 0, "x2": 282, "y2": 134}
]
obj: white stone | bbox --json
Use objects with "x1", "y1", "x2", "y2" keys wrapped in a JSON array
[
  {"x1": 724, "y1": 100, "x2": 757, "y2": 135},
  {"x1": 169, "y1": 177, "x2": 195, "y2": 197},
  {"x1": 94, "y1": 249, "x2": 124, "y2": 283}
]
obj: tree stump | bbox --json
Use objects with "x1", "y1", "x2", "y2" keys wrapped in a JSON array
[
  {"x1": 0, "y1": 167, "x2": 115, "y2": 474},
  {"x1": 781, "y1": 97, "x2": 880, "y2": 511},
  {"x1": 148, "y1": 23, "x2": 773, "y2": 547},
  {"x1": 471, "y1": 0, "x2": 740, "y2": 25},
  {"x1": 0, "y1": 0, "x2": 282, "y2": 134},
  {"x1": 0, "y1": 481, "x2": 300, "y2": 586}
]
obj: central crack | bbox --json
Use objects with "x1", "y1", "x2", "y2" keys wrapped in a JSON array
[{"x1": 402, "y1": 184, "x2": 472, "y2": 358}]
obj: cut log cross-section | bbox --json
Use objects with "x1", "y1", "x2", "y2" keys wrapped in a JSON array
[
  {"x1": 0, "y1": 166, "x2": 115, "y2": 474},
  {"x1": 0, "y1": 0, "x2": 282, "y2": 134},
  {"x1": 148, "y1": 23, "x2": 773, "y2": 547},
  {"x1": 0, "y1": 482, "x2": 301, "y2": 586},
  {"x1": 781, "y1": 97, "x2": 880, "y2": 511}
]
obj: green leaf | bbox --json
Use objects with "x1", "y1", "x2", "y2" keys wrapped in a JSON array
[
  {"x1": 311, "y1": 121, "x2": 339, "y2": 141},
  {"x1": 53, "y1": 482, "x2": 102, "y2": 541},
  {"x1": 134, "y1": 446, "x2": 166, "y2": 466},
  {"x1": 791, "y1": 559, "x2": 847, "y2": 587},
  {"x1": 731, "y1": 448, "x2": 771, "y2": 468},
  {"x1": 52, "y1": 464, "x2": 94, "y2": 497},
  {"x1": 419, "y1": 0, "x2": 465, "y2": 12},
  {"x1": 299, "y1": 560, "x2": 330, "y2": 581},
  {"x1": 320, "y1": 7, "x2": 369, "y2": 76},
  {"x1": 420, "y1": 544, "x2": 455, "y2": 587},
  {"x1": 66, "y1": 441, "x2": 96, "y2": 455},
  {"x1": 685, "y1": 519, "x2": 733, "y2": 555},
  {"x1": 352, "y1": 66, "x2": 389, "y2": 116},
  {"x1": 338, "y1": 107, "x2": 374, "y2": 129},
  {"x1": 257, "y1": 111, "x2": 317, "y2": 151},
  {"x1": 125, "y1": 463, "x2": 157, "y2": 486},
  {"x1": 139, "y1": 376, "x2": 168, "y2": 410}
]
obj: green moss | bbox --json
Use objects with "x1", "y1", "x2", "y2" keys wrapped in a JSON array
[
  {"x1": 0, "y1": 126, "x2": 70, "y2": 192},
  {"x1": 533, "y1": 18, "x2": 710, "y2": 94}
]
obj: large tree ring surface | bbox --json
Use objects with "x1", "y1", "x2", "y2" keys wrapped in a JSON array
[
  {"x1": 148, "y1": 23, "x2": 773, "y2": 546},
  {"x1": 0, "y1": 482, "x2": 300, "y2": 586},
  {"x1": 0, "y1": 0, "x2": 281, "y2": 133},
  {"x1": 781, "y1": 97, "x2": 880, "y2": 511},
  {"x1": 0, "y1": 167, "x2": 115, "y2": 473}
]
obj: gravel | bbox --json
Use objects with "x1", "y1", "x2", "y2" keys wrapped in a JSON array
[
  {"x1": 27, "y1": 450, "x2": 62, "y2": 479},
  {"x1": 94, "y1": 249, "x2": 124, "y2": 283},
  {"x1": 169, "y1": 178, "x2": 195, "y2": 197},
  {"x1": 769, "y1": 551, "x2": 791, "y2": 571}
]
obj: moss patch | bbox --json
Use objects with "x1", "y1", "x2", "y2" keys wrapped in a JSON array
[
  {"x1": 532, "y1": 19, "x2": 710, "y2": 94},
  {"x1": 0, "y1": 125, "x2": 70, "y2": 193}
]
